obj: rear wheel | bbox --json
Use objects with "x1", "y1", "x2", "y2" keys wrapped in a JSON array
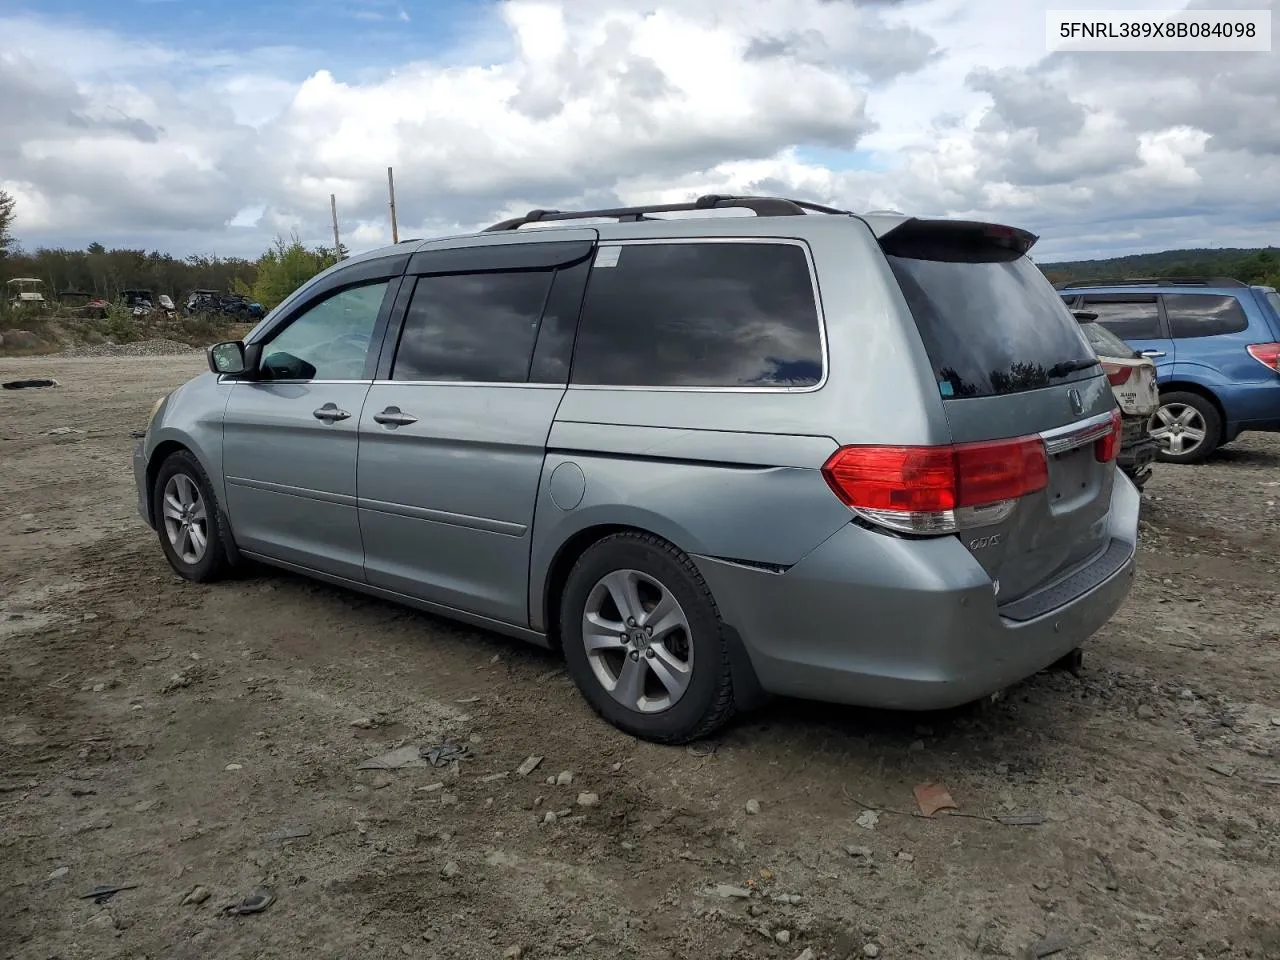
[
  {"x1": 1149, "y1": 391, "x2": 1221, "y2": 464},
  {"x1": 559, "y1": 533, "x2": 735, "y2": 744}
]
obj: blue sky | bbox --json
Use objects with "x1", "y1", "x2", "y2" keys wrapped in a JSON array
[
  {"x1": 4, "y1": 0, "x2": 490, "y2": 61},
  {"x1": 1, "y1": 0, "x2": 1277, "y2": 261}
]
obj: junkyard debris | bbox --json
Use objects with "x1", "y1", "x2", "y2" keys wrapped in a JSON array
[
  {"x1": 225, "y1": 888, "x2": 274, "y2": 915},
  {"x1": 357, "y1": 745, "x2": 426, "y2": 770},
  {"x1": 913, "y1": 782, "x2": 958, "y2": 818},
  {"x1": 79, "y1": 883, "x2": 138, "y2": 903},
  {"x1": 997, "y1": 813, "x2": 1048, "y2": 826}
]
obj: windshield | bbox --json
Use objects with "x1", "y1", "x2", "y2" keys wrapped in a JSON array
[{"x1": 885, "y1": 251, "x2": 1098, "y2": 399}]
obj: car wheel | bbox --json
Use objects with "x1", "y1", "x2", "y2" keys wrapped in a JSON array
[
  {"x1": 559, "y1": 532, "x2": 735, "y2": 744},
  {"x1": 1148, "y1": 391, "x2": 1221, "y2": 464},
  {"x1": 152, "y1": 450, "x2": 230, "y2": 582}
]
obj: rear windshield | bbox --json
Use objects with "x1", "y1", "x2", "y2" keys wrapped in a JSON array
[
  {"x1": 885, "y1": 243, "x2": 1098, "y2": 399},
  {"x1": 1079, "y1": 320, "x2": 1137, "y2": 358}
]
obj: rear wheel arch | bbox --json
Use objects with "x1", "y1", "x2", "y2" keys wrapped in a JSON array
[
  {"x1": 540, "y1": 523, "x2": 636, "y2": 651},
  {"x1": 1157, "y1": 380, "x2": 1227, "y2": 427}
]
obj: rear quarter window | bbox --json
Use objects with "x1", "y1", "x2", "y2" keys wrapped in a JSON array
[
  {"x1": 1163, "y1": 293, "x2": 1249, "y2": 339},
  {"x1": 569, "y1": 241, "x2": 823, "y2": 388}
]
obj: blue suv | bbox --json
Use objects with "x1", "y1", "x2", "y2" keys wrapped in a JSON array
[{"x1": 1057, "y1": 279, "x2": 1280, "y2": 463}]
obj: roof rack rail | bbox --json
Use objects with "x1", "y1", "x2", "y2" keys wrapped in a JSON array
[
  {"x1": 1057, "y1": 276, "x2": 1249, "y2": 290},
  {"x1": 481, "y1": 194, "x2": 853, "y2": 232}
]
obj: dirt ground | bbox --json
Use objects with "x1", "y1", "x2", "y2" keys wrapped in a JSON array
[{"x1": 2, "y1": 355, "x2": 1279, "y2": 960}]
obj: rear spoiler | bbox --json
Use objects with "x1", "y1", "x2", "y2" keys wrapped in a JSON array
[{"x1": 868, "y1": 217, "x2": 1038, "y2": 258}]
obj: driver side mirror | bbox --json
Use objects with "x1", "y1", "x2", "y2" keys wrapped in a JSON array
[
  {"x1": 1072, "y1": 311, "x2": 1099, "y2": 322},
  {"x1": 207, "y1": 340, "x2": 262, "y2": 377}
]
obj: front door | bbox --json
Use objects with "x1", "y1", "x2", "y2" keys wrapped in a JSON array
[
  {"x1": 357, "y1": 238, "x2": 593, "y2": 626},
  {"x1": 222, "y1": 279, "x2": 394, "y2": 580}
]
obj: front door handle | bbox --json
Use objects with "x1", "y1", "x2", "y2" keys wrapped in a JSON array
[
  {"x1": 312, "y1": 403, "x2": 351, "y2": 423},
  {"x1": 1139, "y1": 350, "x2": 1166, "y2": 359},
  {"x1": 372, "y1": 406, "x2": 418, "y2": 427}
]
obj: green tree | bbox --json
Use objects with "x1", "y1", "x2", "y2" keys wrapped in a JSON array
[
  {"x1": 0, "y1": 189, "x2": 16, "y2": 258},
  {"x1": 251, "y1": 235, "x2": 338, "y2": 310}
]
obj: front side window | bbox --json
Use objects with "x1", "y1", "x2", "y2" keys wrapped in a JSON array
[
  {"x1": 392, "y1": 271, "x2": 553, "y2": 382},
  {"x1": 259, "y1": 281, "x2": 389, "y2": 381},
  {"x1": 1163, "y1": 293, "x2": 1249, "y2": 339},
  {"x1": 570, "y1": 242, "x2": 823, "y2": 388},
  {"x1": 1079, "y1": 296, "x2": 1163, "y2": 340}
]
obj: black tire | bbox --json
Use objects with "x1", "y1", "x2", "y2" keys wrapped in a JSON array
[
  {"x1": 559, "y1": 532, "x2": 735, "y2": 744},
  {"x1": 1151, "y1": 390, "x2": 1221, "y2": 465},
  {"x1": 152, "y1": 450, "x2": 231, "y2": 583}
]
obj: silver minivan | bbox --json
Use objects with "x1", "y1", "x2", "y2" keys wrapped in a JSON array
[{"x1": 134, "y1": 195, "x2": 1139, "y2": 743}]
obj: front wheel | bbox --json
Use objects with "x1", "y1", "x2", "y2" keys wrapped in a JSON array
[
  {"x1": 559, "y1": 533, "x2": 735, "y2": 744},
  {"x1": 152, "y1": 451, "x2": 231, "y2": 582},
  {"x1": 1148, "y1": 391, "x2": 1221, "y2": 464}
]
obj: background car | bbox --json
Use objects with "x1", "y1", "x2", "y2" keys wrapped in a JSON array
[
  {"x1": 1058, "y1": 278, "x2": 1280, "y2": 463},
  {"x1": 1074, "y1": 309, "x2": 1159, "y2": 490}
]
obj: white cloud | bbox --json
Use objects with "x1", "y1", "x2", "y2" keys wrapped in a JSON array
[{"x1": 0, "y1": 0, "x2": 1277, "y2": 261}]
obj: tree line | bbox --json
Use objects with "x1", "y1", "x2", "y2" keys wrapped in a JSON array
[
  {"x1": 4, "y1": 187, "x2": 1278, "y2": 311},
  {"x1": 0, "y1": 189, "x2": 339, "y2": 312},
  {"x1": 1042, "y1": 247, "x2": 1280, "y2": 288}
]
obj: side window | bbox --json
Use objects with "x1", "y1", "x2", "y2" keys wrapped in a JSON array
[
  {"x1": 1163, "y1": 293, "x2": 1249, "y2": 339},
  {"x1": 570, "y1": 242, "x2": 823, "y2": 387},
  {"x1": 260, "y1": 281, "x2": 389, "y2": 381},
  {"x1": 392, "y1": 271, "x2": 553, "y2": 382},
  {"x1": 1080, "y1": 296, "x2": 1162, "y2": 340}
]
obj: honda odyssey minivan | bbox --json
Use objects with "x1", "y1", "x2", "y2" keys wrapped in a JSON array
[{"x1": 134, "y1": 195, "x2": 1139, "y2": 743}]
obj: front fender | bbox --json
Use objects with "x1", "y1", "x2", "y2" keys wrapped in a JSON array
[{"x1": 143, "y1": 372, "x2": 233, "y2": 507}]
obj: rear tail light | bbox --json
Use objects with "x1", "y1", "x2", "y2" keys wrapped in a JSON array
[
  {"x1": 1100, "y1": 361, "x2": 1132, "y2": 387},
  {"x1": 1246, "y1": 342, "x2": 1280, "y2": 372},
  {"x1": 821, "y1": 435, "x2": 1049, "y2": 535},
  {"x1": 1095, "y1": 408, "x2": 1123, "y2": 463}
]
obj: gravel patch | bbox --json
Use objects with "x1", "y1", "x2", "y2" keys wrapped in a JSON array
[{"x1": 61, "y1": 338, "x2": 203, "y2": 358}]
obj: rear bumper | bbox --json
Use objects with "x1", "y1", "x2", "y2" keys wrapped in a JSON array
[
  {"x1": 1118, "y1": 416, "x2": 1157, "y2": 480},
  {"x1": 695, "y1": 474, "x2": 1140, "y2": 711}
]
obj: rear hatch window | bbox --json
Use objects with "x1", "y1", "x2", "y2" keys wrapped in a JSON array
[{"x1": 883, "y1": 227, "x2": 1098, "y2": 398}]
